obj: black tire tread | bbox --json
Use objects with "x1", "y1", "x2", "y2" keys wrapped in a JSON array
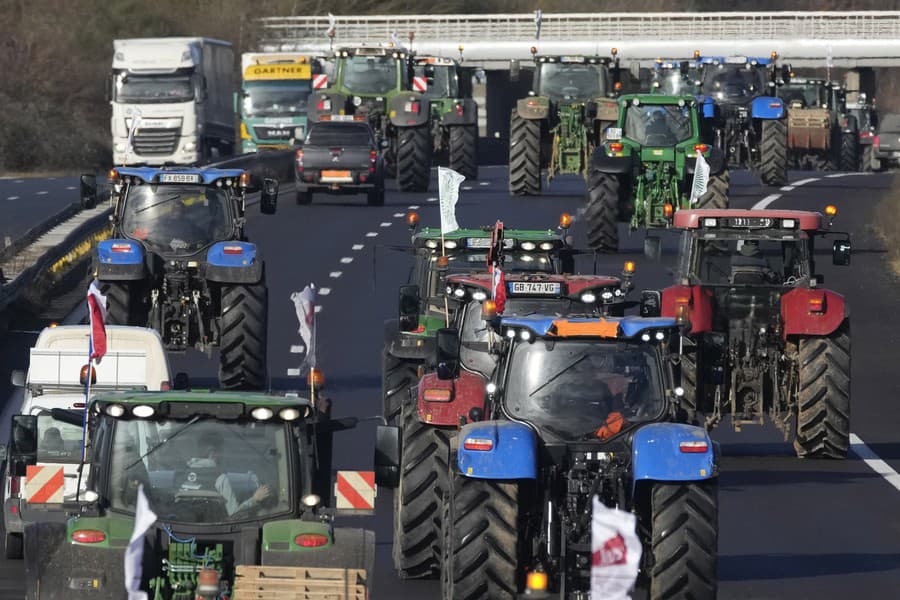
[
  {"x1": 759, "y1": 119, "x2": 788, "y2": 186},
  {"x1": 100, "y1": 281, "x2": 142, "y2": 326},
  {"x1": 397, "y1": 126, "x2": 432, "y2": 192},
  {"x1": 219, "y1": 282, "x2": 268, "y2": 390},
  {"x1": 585, "y1": 169, "x2": 621, "y2": 252},
  {"x1": 449, "y1": 125, "x2": 478, "y2": 181},
  {"x1": 508, "y1": 110, "x2": 541, "y2": 195},
  {"x1": 839, "y1": 132, "x2": 859, "y2": 172},
  {"x1": 382, "y1": 350, "x2": 419, "y2": 422},
  {"x1": 695, "y1": 169, "x2": 729, "y2": 210}
]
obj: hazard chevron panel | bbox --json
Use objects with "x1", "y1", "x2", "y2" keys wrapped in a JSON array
[{"x1": 25, "y1": 465, "x2": 65, "y2": 504}]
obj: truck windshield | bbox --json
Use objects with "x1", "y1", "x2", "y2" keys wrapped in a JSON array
[
  {"x1": 342, "y1": 55, "x2": 398, "y2": 94},
  {"x1": 624, "y1": 104, "x2": 693, "y2": 146},
  {"x1": 108, "y1": 418, "x2": 292, "y2": 524},
  {"x1": 690, "y1": 235, "x2": 810, "y2": 287},
  {"x1": 37, "y1": 414, "x2": 83, "y2": 463},
  {"x1": 415, "y1": 64, "x2": 458, "y2": 99},
  {"x1": 243, "y1": 81, "x2": 312, "y2": 117},
  {"x1": 504, "y1": 340, "x2": 664, "y2": 441},
  {"x1": 122, "y1": 184, "x2": 234, "y2": 256},
  {"x1": 115, "y1": 74, "x2": 194, "y2": 103},
  {"x1": 701, "y1": 65, "x2": 768, "y2": 101},
  {"x1": 538, "y1": 62, "x2": 606, "y2": 101}
]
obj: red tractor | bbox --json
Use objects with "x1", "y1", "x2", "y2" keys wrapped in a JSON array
[{"x1": 652, "y1": 207, "x2": 851, "y2": 458}]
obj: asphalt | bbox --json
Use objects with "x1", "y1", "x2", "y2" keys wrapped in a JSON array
[
  {"x1": 0, "y1": 165, "x2": 899, "y2": 598},
  {"x1": 0, "y1": 177, "x2": 82, "y2": 247}
]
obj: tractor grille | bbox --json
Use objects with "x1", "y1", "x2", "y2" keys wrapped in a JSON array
[
  {"x1": 132, "y1": 128, "x2": 180, "y2": 156},
  {"x1": 253, "y1": 126, "x2": 294, "y2": 140}
]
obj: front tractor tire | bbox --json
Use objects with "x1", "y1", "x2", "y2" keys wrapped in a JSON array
[
  {"x1": 382, "y1": 350, "x2": 419, "y2": 422},
  {"x1": 397, "y1": 125, "x2": 432, "y2": 192},
  {"x1": 839, "y1": 132, "x2": 860, "y2": 172},
  {"x1": 508, "y1": 110, "x2": 541, "y2": 196},
  {"x1": 441, "y1": 468, "x2": 519, "y2": 599},
  {"x1": 219, "y1": 282, "x2": 268, "y2": 390},
  {"x1": 649, "y1": 480, "x2": 718, "y2": 600},
  {"x1": 794, "y1": 320, "x2": 851, "y2": 459},
  {"x1": 585, "y1": 169, "x2": 621, "y2": 252},
  {"x1": 696, "y1": 169, "x2": 729, "y2": 210},
  {"x1": 759, "y1": 118, "x2": 788, "y2": 187},
  {"x1": 448, "y1": 125, "x2": 478, "y2": 181},
  {"x1": 100, "y1": 281, "x2": 143, "y2": 326}
]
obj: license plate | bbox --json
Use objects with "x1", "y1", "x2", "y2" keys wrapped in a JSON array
[
  {"x1": 322, "y1": 170, "x2": 351, "y2": 178},
  {"x1": 605, "y1": 127, "x2": 622, "y2": 140},
  {"x1": 467, "y1": 238, "x2": 515, "y2": 249},
  {"x1": 508, "y1": 282, "x2": 561, "y2": 295},
  {"x1": 727, "y1": 217, "x2": 773, "y2": 228},
  {"x1": 160, "y1": 173, "x2": 200, "y2": 183}
]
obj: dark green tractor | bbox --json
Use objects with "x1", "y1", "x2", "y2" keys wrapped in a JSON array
[
  {"x1": 585, "y1": 94, "x2": 729, "y2": 252},
  {"x1": 509, "y1": 52, "x2": 621, "y2": 195}
]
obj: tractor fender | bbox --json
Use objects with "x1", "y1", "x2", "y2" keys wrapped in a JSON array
[
  {"x1": 685, "y1": 147, "x2": 726, "y2": 175},
  {"x1": 95, "y1": 239, "x2": 147, "y2": 280},
  {"x1": 457, "y1": 420, "x2": 537, "y2": 479},
  {"x1": 389, "y1": 93, "x2": 430, "y2": 127},
  {"x1": 204, "y1": 241, "x2": 264, "y2": 284},
  {"x1": 780, "y1": 288, "x2": 847, "y2": 338},
  {"x1": 751, "y1": 96, "x2": 785, "y2": 120},
  {"x1": 383, "y1": 318, "x2": 432, "y2": 361},
  {"x1": 306, "y1": 91, "x2": 347, "y2": 122},
  {"x1": 588, "y1": 146, "x2": 633, "y2": 174},
  {"x1": 632, "y1": 423, "x2": 718, "y2": 483},
  {"x1": 441, "y1": 98, "x2": 478, "y2": 126},
  {"x1": 261, "y1": 521, "x2": 376, "y2": 576},
  {"x1": 516, "y1": 96, "x2": 550, "y2": 120},
  {"x1": 417, "y1": 369, "x2": 486, "y2": 427},
  {"x1": 660, "y1": 285, "x2": 714, "y2": 334}
]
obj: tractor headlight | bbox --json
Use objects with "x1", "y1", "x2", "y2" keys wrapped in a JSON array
[
  {"x1": 520, "y1": 241, "x2": 536, "y2": 250},
  {"x1": 655, "y1": 331, "x2": 665, "y2": 340},
  {"x1": 520, "y1": 330, "x2": 532, "y2": 341},
  {"x1": 506, "y1": 329, "x2": 516, "y2": 338},
  {"x1": 251, "y1": 407, "x2": 274, "y2": 421},
  {"x1": 279, "y1": 408, "x2": 301, "y2": 421},
  {"x1": 302, "y1": 494, "x2": 321, "y2": 507},
  {"x1": 453, "y1": 288, "x2": 466, "y2": 298},
  {"x1": 132, "y1": 405, "x2": 155, "y2": 418},
  {"x1": 472, "y1": 291, "x2": 487, "y2": 301},
  {"x1": 353, "y1": 96, "x2": 363, "y2": 107},
  {"x1": 105, "y1": 404, "x2": 126, "y2": 418},
  {"x1": 425, "y1": 240, "x2": 438, "y2": 249},
  {"x1": 581, "y1": 292, "x2": 596, "y2": 303},
  {"x1": 539, "y1": 242, "x2": 554, "y2": 250},
  {"x1": 444, "y1": 240, "x2": 458, "y2": 249},
  {"x1": 641, "y1": 333, "x2": 651, "y2": 342}
]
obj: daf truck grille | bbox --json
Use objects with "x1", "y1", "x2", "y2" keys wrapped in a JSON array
[
  {"x1": 254, "y1": 126, "x2": 293, "y2": 140},
  {"x1": 133, "y1": 128, "x2": 180, "y2": 156}
]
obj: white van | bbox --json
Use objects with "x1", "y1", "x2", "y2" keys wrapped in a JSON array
[{"x1": 2, "y1": 325, "x2": 171, "y2": 558}]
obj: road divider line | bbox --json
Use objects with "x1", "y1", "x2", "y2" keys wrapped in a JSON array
[
  {"x1": 352, "y1": 244, "x2": 364, "y2": 251},
  {"x1": 780, "y1": 186, "x2": 795, "y2": 192},
  {"x1": 752, "y1": 194, "x2": 782, "y2": 210},
  {"x1": 479, "y1": 182, "x2": 490, "y2": 186},
  {"x1": 850, "y1": 433, "x2": 900, "y2": 494},
  {"x1": 314, "y1": 305, "x2": 323, "y2": 313},
  {"x1": 427, "y1": 197, "x2": 437, "y2": 202},
  {"x1": 36, "y1": 191, "x2": 48, "y2": 195},
  {"x1": 290, "y1": 345, "x2": 304, "y2": 353},
  {"x1": 287, "y1": 368, "x2": 301, "y2": 376},
  {"x1": 380, "y1": 222, "x2": 392, "y2": 227},
  {"x1": 393, "y1": 212, "x2": 405, "y2": 218},
  {"x1": 366, "y1": 232, "x2": 378, "y2": 237},
  {"x1": 66, "y1": 186, "x2": 77, "y2": 190},
  {"x1": 319, "y1": 287, "x2": 331, "y2": 295},
  {"x1": 791, "y1": 177, "x2": 820, "y2": 187},
  {"x1": 408, "y1": 205, "x2": 419, "y2": 209},
  {"x1": 329, "y1": 271, "x2": 342, "y2": 278},
  {"x1": 340, "y1": 257, "x2": 353, "y2": 264},
  {"x1": 7, "y1": 196, "x2": 19, "y2": 201}
]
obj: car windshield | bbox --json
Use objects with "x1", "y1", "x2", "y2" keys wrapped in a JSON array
[
  {"x1": 37, "y1": 414, "x2": 83, "y2": 463},
  {"x1": 305, "y1": 123, "x2": 372, "y2": 146},
  {"x1": 624, "y1": 104, "x2": 693, "y2": 146},
  {"x1": 690, "y1": 235, "x2": 810, "y2": 286},
  {"x1": 779, "y1": 83, "x2": 827, "y2": 108},
  {"x1": 537, "y1": 62, "x2": 606, "y2": 100},
  {"x1": 342, "y1": 55, "x2": 399, "y2": 94},
  {"x1": 415, "y1": 63, "x2": 458, "y2": 99},
  {"x1": 504, "y1": 340, "x2": 664, "y2": 441},
  {"x1": 115, "y1": 74, "x2": 194, "y2": 104},
  {"x1": 243, "y1": 81, "x2": 312, "y2": 117},
  {"x1": 108, "y1": 418, "x2": 291, "y2": 524},
  {"x1": 701, "y1": 65, "x2": 768, "y2": 101},
  {"x1": 121, "y1": 184, "x2": 234, "y2": 256}
]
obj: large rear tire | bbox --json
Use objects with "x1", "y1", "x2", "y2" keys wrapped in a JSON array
[
  {"x1": 100, "y1": 281, "x2": 143, "y2": 326},
  {"x1": 219, "y1": 281, "x2": 268, "y2": 390},
  {"x1": 839, "y1": 132, "x2": 859, "y2": 172},
  {"x1": 382, "y1": 350, "x2": 419, "y2": 422},
  {"x1": 861, "y1": 144, "x2": 874, "y2": 172},
  {"x1": 397, "y1": 125, "x2": 432, "y2": 192},
  {"x1": 696, "y1": 169, "x2": 729, "y2": 209},
  {"x1": 448, "y1": 125, "x2": 478, "y2": 181},
  {"x1": 584, "y1": 169, "x2": 621, "y2": 252},
  {"x1": 649, "y1": 480, "x2": 718, "y2": 600},
  {"x1": 441, "y1": 468, "x2": 518, "y2": 599},
  {"x1": 679, "y1": 346, "x2": 700, "y2": 424},
  {"x1": 759, "y1": 119, "x2": 788, "y2": 186},
  {"x1": 794, "y1": 320, "x2": 851, "y2": 459},
  {"x1": 393, "y1": 392, "x2": 451, "y2": 579},
  {"x1": 508, "y1": 110, "x2": 541, "y2": 195}
]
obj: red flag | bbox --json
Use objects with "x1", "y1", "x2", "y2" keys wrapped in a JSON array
[
  {"x1": 491, "y1": 265, "x2": 506, "y2": 315},
  {"x1": 87, "y1": 280, "x2": 108, "y2": 362}
]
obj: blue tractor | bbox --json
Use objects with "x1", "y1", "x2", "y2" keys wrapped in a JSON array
[
  {"x1": 375, "y1": 315, "x2": 719, "y2": 598},
  {"x1": 698, "y1": 54, "x2": 790, "y2": 186},
  {"x1": 85, "y1": 167, "x2": 278, "y2": 389}
]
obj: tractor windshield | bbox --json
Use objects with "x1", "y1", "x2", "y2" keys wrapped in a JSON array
[
  {"x1": 687, "y1": 234, "x2": 811, "y2": 287},
  {"x1": 122, "y1": 184, "x2": 234, "y2": 256},
  {"x1": 779, "y1": 83, "x2": 827, "y2": 108},
  {"x1": 537, "y1": 62, "x2": 607, "y2": 101},
  {"x1": 504, "y1": 340, "x2": 665, "y2": 441},
  {"x1": 624, "y1": 104, "x2": 693, "y2": 146},
  {"x1": 242, "y1": 80, "x2": 312, "y2": 117},
  {"x1": 415, "y1": 63, "x2": 459, "y2": 99},
  {"x1": 654, "y1": 69, "x2": 700, "y2": 96},
  {"x1": 701, "y1": 65, "x2": 769, "y2": 102},
  {"x1": 107, "y1": 417, "x2": 292, "y2": 524},
  {"x1": 342, "y1": 55, "x2": 399, "y2": 94}
]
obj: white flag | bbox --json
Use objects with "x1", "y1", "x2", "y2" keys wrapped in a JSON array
[
  {"x1": 438, "y1": 167, "x2": 465, "y2": 234},
  {"x1": 326, "y1": 13, "x2": 337, "y2": 38},
  {"x1": 591, "y1": 496, "x2": 641, "y2": 600},
  {"x1": 291, "y1": 284, "x2": 317, "y2": 369},
  {"x1": 690, "y1": 151, "x2": 710, "y2": 205},
  {"x1": 124, "y1": 485, "x2": 157, "y2": 600}
]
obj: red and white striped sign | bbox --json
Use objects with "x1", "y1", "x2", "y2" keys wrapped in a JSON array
[
  {"x1": 313, "y1": 74, "x2": 328, "y2": 89},
  {"x1": 334, "y1": 471, "x2": 376, "y2": 510},
  {"x1": 412, "y1": 76, "x2": 428, "y2": 93},
  {"x1": 25, "y1": 465, "x2": 65, "y2": 504}
]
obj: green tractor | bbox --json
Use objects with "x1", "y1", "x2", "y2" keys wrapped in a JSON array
[
  {"x1": 585, "y1": 94, "x2": 729, "y2": 252},
  {"x1": 509, "y1": 52, "x2": 621, "y2": 195},
  {"x1": 412, "y1": 55, "x2": 479, "y2": 181},
  {"x1": 308, "y1": 46, "x2": 432, "y2": 192}
]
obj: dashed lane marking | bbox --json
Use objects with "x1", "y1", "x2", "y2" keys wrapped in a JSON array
[
  {"x1": 427, "y1": 197, "x2": 437, "y2": 202},
  {"x1": 792, "y1": 177, "x2": 820, "y2": 187},
  {"x1": 380, "y1": 222, "x2": 392, "y2": 227},
  {"x1": 340, "y1": 257, "x2": 353, "y2": 264},
  {"x1": 393, "y1": 212, "x2": 405, "y2": 218},
  {"x1": 329, "y1": 271, "x2": 342, "y2": 278},
  {"x1": 780, "y1": 186, "x2": 795, "y2": 192},
  {"x1": 36, "y1": 191, "x2": 48, "y2": 195},
  {"x1": 850, "y1": 433, "x2": 900, "y2": 494},
  {"x1": 286, "y1": 368, "x2": 301, "y2": 376},
  {"x1": 314, "y1": 305, "x2": 323, "y2": 313},
  {"x1": 319, "y1": 287, "x2": 331, "y2": 295},
  {"x1": 65, "y1": 186, "x2": 77, "y2": 190},
  {"x1": 479, "y1": 181, "x2": 490, "y2": 186},
  {"x1": 290, "y1": 345, "x2": 304, "y2": 353},
  {"x1": 352, "y1": 244, "x2": 364, "y2": 251},
  {"x1": 366, "y1": 232, "x2": 378, "y2": 237},
  {"x1": 408, "y1": 205, "x2": 419, "y2": 209},
  {"x1": 462, "y1": 186, "x2": 473, "y2": 190},
  {"x1": 7, "y1": 196, "x2": 19, "y2": 201},
  {"x1": 752, "y1": 194, "x2": 782, "y2": 210}
]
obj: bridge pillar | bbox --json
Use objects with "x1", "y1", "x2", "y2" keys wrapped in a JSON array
[
  {"x1": 480, "y1": 69, "x2": 533, "y2": 165},
  {"x1": 844, "y1": 68, "x2": 876, "y2": 105}
]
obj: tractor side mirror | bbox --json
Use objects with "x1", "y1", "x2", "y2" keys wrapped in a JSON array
[
  {"x1": 398, "y1": 285, "x2": 421, "y2": 332},
  {"x1": 80, "y1": 174, "x2": 98, "y2": 210},
  {"x1": 781, "y1": 64, "x2": 792, "y2": 84},
  {"x1": 374, "y1": 425, "x2": 400, "y2": 488},
  {"x1": 9, "y1": 370, "x2": 25, "y2": 388},
  {"x1": 435, "y1": 328, "x2": 461, "y2": 380},
  {"x1": 640, "y1": 290, "x2": 662, "y2": 318},
  {"x1": 260, "y1": 178, "x2": 279, "y2": 215},
  {"x1": 10, "y1": 415, "x2": 38, "y2": 477},
  {"x1": 832, "y1": 239, "x2": 851, "y2": 266},
  {"x1": 509, "y1": 59, "x2": 521, "y2": 82}
]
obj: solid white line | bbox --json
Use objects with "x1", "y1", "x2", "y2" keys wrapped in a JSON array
[
  {"x1": 850, "y1": 433, "x2": 900, "y2": 494},
  {"x1": 352, "y1": 244, "x2": 364, "y2": 251},
  {"x1": 290, "y1": 345, "x2": 304, "y2": 353},
  {"x1": 36, "y1": 191, "x2": 48, "y2": 195},
  {"x1": 791, "y1": 177, "x2": 820, "y2": 187},
  {"x1": 366, "y1": 232, "x2": 378, "y2": 237},
  {"x1": 318, "y1": 287, "x2": 331, "y2": 295},
  {"x1": 380, "y1": 222, "x2": 392, "y2": 227},
  {"x1": 408, "y1": 205, "x2": 420, "y2": 209},
  {"x1": 780, "y1": 186, "x2": 795, "y2": 192},
  {"x1": 393, "y1": 212, "x2": 405, "y2": 218},
  {"x1": 752, "y1": 194, "x2": 782, "y2": 210},
  {"x1": 329, "y1": 271, "x2": 342, "y2": 278},
  {"x1": 340, "y1": 257, "x2": 353, "y2": 264},
  {"x1": 286, "y1": 368, "x2": 301, "y2": 376}
]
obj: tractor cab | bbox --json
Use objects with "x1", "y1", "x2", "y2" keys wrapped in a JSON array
[
  {"x1": 698, "y1": 54, "x2": 785, "y2": 107},
  {"x1": 532, "y1": 54, "x2": 616, "y2": 102},
  {"x1": 649, "y1": 58, "x2": 702, "y2": 96}
]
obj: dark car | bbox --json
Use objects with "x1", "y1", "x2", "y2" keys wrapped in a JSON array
[
  {"x1": 872, "y1": 112, "x2": 900, "y2": 170},
  {"x1": 295, "y1": 119, "x2": 385, "y2": 205}
]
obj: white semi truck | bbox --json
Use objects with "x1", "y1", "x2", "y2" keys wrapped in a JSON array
[{"x1": 110, "y1": 37, "x2": 235, "y2": 166}]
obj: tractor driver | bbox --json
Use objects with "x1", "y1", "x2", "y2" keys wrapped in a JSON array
[
  {"x1": 197, "y1": 431, "x2": 271, "y2": 516},
  {"x1": 731, "y1": 239, "x2": 778, "y2": 283}
]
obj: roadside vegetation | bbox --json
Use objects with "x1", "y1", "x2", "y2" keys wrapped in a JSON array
[{"x1": 0, "y1": 0, "x2": 894, "y2": 172}]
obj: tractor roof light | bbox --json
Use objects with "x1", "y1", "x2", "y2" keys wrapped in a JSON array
[
  {"x1": 782, "y1": 218, "x2": 796, "y2": 229},
  {"x1": 406, "y1": 211, "x2": 419, "y2": 227},
  {"x1": 703, "y1": 218, "x2": 717, "y2": 227},
  {"x1": 444, "y1": 240, "x2": 458, "y2": 250},
  {"x1": 425, "y1": 239, "x2": 439, "y2": 249},
  {"x1": 581, "y1": 292, "x2": 597, "y2": 303},
  {"x1": 453, "y1": 287, "x2": 466, "y2": 298},
  {"x1": 623, "y1": 261, "x2": 636, "y2": 274},
  {"x1": 251, "y1": 407, "x2": 274, "y2": 421},
  {"x1": 663, "y1": 203, "x2": 674, "y2": 219},
  {"x1": 520, "y1": 241, "x2": 536, "y2": 251},
  {"x1": 482, "y1": 299, "x2": 498, "y2": 319},
  {"x1": 825, "y1": 205, "x2": 838, "y2": 217},
  {"x1": 105, "y1": 404, "x2": 126, "y2": 418},
  {"x1": 309, "y1": 369, "x2": 326, "y2": 388},
  {"x1": 559, "y1": 212, "x2": 572, "y2": 229},
  {"x1": 539, "y1": 242, "x2": 554, "y2": 251},
  {"x1": 80, "y1": 364, "x2": 97, "y2": 386},
  {"x1": 279, "y1": 408, "x2": 302, "y2": 421},
  {"x1": 132, "y1": 404, "x2": 155, "y2": 418},
  {"x1": 240, "y1": 172, "x2": 251, "y2": 188}
]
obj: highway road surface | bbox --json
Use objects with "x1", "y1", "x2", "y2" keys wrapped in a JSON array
[{"x1": 0, "y1": 166, "x2": 898, "y2": 598}]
